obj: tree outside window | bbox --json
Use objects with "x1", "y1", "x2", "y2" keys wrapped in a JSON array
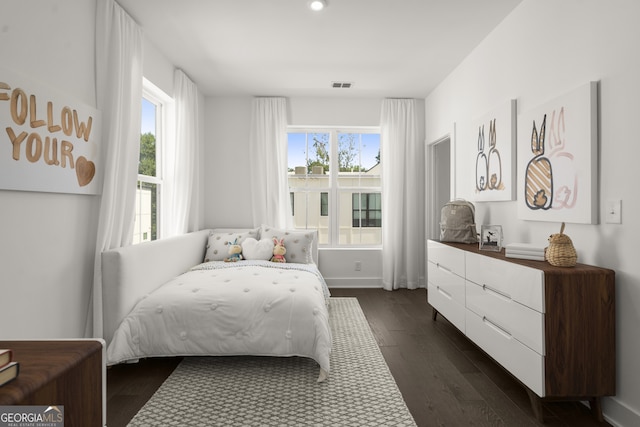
[{"x1": 288, "y1": 129, "x2": 381, "y2": 246}]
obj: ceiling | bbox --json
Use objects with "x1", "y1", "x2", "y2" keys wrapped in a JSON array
[{"x1": 117, "y1": 0, "x2": 523, "y2": 98}]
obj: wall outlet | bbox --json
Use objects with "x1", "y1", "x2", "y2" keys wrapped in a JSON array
[
  {"x1": 605, "y1": 200, "x2": 622, "y2": 224},
  {"x1": 354, "y1": 261, "x2": 362, "y2": 271}
]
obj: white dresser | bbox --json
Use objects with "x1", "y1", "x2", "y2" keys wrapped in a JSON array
[{"x1": 427, "y1": 239, "x2": 615, "y2": 422}]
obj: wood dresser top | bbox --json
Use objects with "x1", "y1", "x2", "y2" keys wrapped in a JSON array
[
  {"x1": 436, "y1": 241, "x2": 615, "y2": 276},
  {"x1": 0, "y1": 340, "x2": 103, "y2": 405}
]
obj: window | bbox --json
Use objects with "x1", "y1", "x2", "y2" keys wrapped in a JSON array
[
  {"x1": 287, "y1": 128, "x2": 381, "y2": 246},
  {"x1": 320, "y1": 192, "x2": 328, "y2": 216},
  {"x1": 352, "y1": 193, "x2": 381, "y2": 227},
  {"x1": 132, "y1": 80, "x2": 171, "y2": 244}
]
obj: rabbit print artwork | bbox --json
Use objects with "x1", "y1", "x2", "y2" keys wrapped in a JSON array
[
  {"x1": 475, "y1": 125, "x2": 488, "y2": 192},
  {"x1": 486, "y1": 119, "x2": 503, "y2": 190},
  {"x1": 470, "y1": 100, "x2": 516, "y2": 202},
  {"x1": 546, "y1": 108, "x2": 578, "y2": 210},
  {"x1": 524, "y1": 114, "x2": 553, "y2": 210},
  {"x1": 475, "y1": 119, "x2": 504, "y2": 194},
  {"x1": 517, "y1": 82, "x2": 598, "y2": 224}
]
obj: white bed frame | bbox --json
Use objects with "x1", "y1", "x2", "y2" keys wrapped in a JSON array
[
  {"x1": 101, "y1": 228, "x2": 319, "y2": 349},
  {"x1": 101, "y1": 229, "x2": 210, "y2": 347}
]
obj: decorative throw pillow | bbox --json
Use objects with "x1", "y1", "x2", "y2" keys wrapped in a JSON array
[
  {"x1": 260, "y1": 225, "x2": 315, "y2": 264},
  {"x1": 204, "y1": 229, "x2": 259, "y2": 262},
  {"x1": 241, "y1": 238, "x2": 274, "y2": 261}
]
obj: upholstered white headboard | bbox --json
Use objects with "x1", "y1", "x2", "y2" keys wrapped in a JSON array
[{"x1": 101, "y1": 229, "x2": 210, "y2": 346}]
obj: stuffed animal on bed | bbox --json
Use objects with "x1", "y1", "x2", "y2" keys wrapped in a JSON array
[
  {"x1": 270, "y1": 237, "x2": 287, "y2": 263},
  {"x1": 224, "y1": 238, "x2": 244, "y2": 262}
]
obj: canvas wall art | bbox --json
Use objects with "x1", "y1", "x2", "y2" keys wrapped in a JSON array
[
  {"x1": 0, "y1": 67, "x2": 102, "y2": 195},
  {"x1": 470, "y1": 99, "x2": 516, "y2": 202},
  {"x1": 517, "y1": 82, "x2": 598, "y2": 224}
]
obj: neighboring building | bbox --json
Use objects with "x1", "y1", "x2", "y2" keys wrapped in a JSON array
[
  {"x1": 132, "y1": 185, "x2": 153, "y2": 244},
  {"x1": 288, "y1": 162, "x2": 381, "y2": 246}
]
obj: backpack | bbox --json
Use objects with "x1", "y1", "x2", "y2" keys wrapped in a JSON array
[{"x1": 440, "y1": 200, "x2": 478, "y2": 244}]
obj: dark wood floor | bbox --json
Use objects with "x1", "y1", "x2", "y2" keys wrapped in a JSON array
[{"x1": 107, "y1": 288, "x2": 610, "y2": 427}]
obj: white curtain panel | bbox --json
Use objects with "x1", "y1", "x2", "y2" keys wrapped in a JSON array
[
  {"x1": 90, "y1": 0, "x2": 143, "y2": 338},
  {"x1": 380, "y1": 99, "x2": 423, "y2": 290},
  {"x1": 164, "y1": 69, "x2": 201, "y2": 237},
  {"x1": 249, "y1": 97, "x2": 292, "y2": 229}
]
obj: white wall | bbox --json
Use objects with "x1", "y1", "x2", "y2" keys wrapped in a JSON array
[
  {"x1": 204, "y1": 96, "x2": 425, "y2": 286},
  {"x1": 204, "y1": 96, "x2": 253, "y2": 228},
  {"x1": 0, "y1": 0, "x2": 98, "y2": 339},
  {"x1": 0, "y1": 0, "x2": 204, "y2": 340},
  {"x1": 143, "y1": 39, "x2": 175, "y2": 98},
  {"x1": 424, "y1": 1, "x2": 640, "y2": 425}
]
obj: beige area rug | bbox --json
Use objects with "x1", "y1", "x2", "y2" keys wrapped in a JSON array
[{"x1": 127, "y1": 297, "x2": 417, "y2": 426}]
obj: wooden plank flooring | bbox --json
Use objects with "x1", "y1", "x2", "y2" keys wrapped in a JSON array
[{"x1": 107, "y1": 288, "x2": 610, "y2": 426}]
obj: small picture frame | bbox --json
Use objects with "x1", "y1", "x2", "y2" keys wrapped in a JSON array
[{"x1": 480, "y1": 225, "x2": 503, "y2": 252}]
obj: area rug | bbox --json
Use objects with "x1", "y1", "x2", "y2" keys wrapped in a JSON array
[{"x1": 127, "y1": 297, "x2": 417, "y2": 426}]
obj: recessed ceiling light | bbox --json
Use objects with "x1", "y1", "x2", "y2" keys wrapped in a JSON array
[{"x1": 309, "y1": 0, "x2": 327, "y2": 11}]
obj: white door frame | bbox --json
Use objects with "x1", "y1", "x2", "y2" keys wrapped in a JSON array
[{"x1": 425, "y1": 122, "x2": 456, "y2": 241}]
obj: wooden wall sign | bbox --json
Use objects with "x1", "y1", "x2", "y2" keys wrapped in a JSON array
[{"x1": 0, "y1": 68, "x2": 102, "y2": 195}]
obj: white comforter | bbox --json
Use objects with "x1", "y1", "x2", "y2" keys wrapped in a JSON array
[{"x1": 107, "y1": 260, "x2": 332, "y2": 379}]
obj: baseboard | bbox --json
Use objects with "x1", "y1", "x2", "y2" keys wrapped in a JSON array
[
  {"x1": 325, "y1": 277, "x2": 383, "y2": 288},
  {"x1": 601, "y1": 396, "x2": 640, "y2": 427}
]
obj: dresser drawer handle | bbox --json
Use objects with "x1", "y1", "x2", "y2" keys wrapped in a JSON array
[
  {"x1": 436, "y1": 263, "x2": 453, "y2": 274},
  {"x1": 482, "y1": 316, "x2": 512, "y2": 339},
  {"x1": 482, "y1": 284, "x2": 511, "y2": 300},
  {"x1": 436, "y1": 285, "x2": 452, "y2": 299}
]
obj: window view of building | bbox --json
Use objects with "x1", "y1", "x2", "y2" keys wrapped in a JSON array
[
  {"x1": 287, "y1": 129, "x2": 381, "y2": 246},
  {"x1": 133, "y1": 85, "x2": 166, "y2": 244}
]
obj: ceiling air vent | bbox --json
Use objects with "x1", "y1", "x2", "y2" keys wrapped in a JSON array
[{"x1": 332, "y1": 81, "x2": 353, "y2": 89}]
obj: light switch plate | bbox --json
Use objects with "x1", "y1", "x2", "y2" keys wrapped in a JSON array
[{"x1": 605, "y1": 200, "x2": 622, "y2": 224}]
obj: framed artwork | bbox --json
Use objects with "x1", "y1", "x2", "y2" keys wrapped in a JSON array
[
  {"x1": 479, "y1": 225, "x2": 503, "y2": 252},
  {"x1": 470, "y1": 100, "x2": 517, "y2": 202},
  {"x1": 517, "y1": 82, "x2": 598, "y2": 224}
]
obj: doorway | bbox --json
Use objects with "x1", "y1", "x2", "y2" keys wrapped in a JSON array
[{"x1": 426, "y1": 133, "x2": 453, "y2": 241}]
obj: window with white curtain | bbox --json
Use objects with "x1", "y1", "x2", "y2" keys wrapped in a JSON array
[
  {"x1": 132, "y1": 80, "x2": 172, "y2": 244},
  {"x1": 287, "y1": 127, "x2": 381, "y2": 247}
]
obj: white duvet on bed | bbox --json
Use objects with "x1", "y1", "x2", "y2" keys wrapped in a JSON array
[{"x1": 107, "y1": 260, "x2": 332, "y2": 379}]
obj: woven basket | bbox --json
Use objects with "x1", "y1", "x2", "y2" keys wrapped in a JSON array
[{"x1": 545, "y1": 222, "x2": 577, "y2": 267}]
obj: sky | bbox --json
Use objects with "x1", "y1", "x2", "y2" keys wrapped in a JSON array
[
  {"x1": 141, "y1": 98, "x2": 156, "y2": 135},
  {"x1": 288, "y1": 132, "x2": 380, "y2": 172}
]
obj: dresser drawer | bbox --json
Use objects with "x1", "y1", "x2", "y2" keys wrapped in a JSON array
[
  {"x1": 466, "y1": 280, "x2": 544, "y2": 354},
  {"x1": 428, "y1": 240, "x2": 465, "y2": 278},
  {"x1": 428, "y1": 260, "x2": 466, "y2": 305},
  {"x1": 466, "y1": 309, "x2": 545, "y2": 397},
  {"x1": 428, "y1": 282, "x2": 465, "y2": 333},
  {"x1": 466, "y1": 251, "x2": 545, "y2": 312}
]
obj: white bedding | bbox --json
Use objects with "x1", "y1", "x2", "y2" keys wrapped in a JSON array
[{"x1": 106, "y1": 260, "x2": 332, "y2": 379}]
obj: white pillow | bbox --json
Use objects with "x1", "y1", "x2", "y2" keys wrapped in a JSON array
[
  {"x1": 204, "y1": 229, "x2": 259, "y2": 262},
  {"x1": 260, "y1": 225, "x2": 315, "y2": 264},
  {"x1": 242, "y1": 238, "x2": 274, "y2": 261}
]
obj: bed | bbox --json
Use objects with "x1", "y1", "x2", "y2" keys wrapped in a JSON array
[{"x1": 101, "y1": 226, "x2": 331, "y2": 381}]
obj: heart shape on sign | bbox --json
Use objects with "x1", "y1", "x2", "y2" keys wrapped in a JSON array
[
  {"x1": 241, "y1": 238, "x2": 275, "y2": 261},
  {"x1": 76, "y1": 156, "x2": 96, "y2": 187}
]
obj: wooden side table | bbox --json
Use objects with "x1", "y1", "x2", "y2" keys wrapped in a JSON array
[{"x1": 0, "y1": 339, "x2": 105, "y2": 427}]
